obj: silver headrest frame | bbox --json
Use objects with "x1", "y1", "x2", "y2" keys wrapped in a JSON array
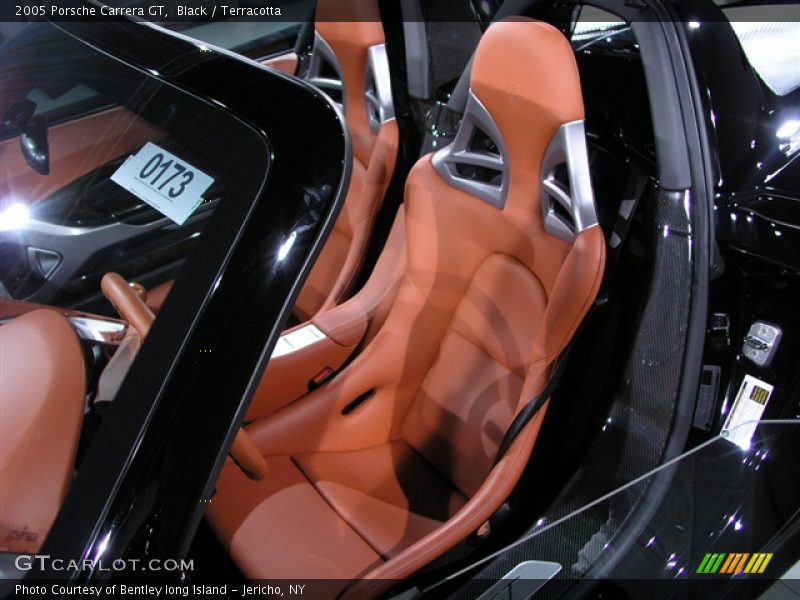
[
  {"x1": 306, "y1": 32, "x2": 345, "y2": 113},
  {"x1": 431, "y1": 90, "x2": 509, "y2": 209},
  {"x1": 364, "y1": 44, "x2": 395, "y2": 133},
  {"x1": 540, "y1": 120, "x2": 599, "y2": 243}
]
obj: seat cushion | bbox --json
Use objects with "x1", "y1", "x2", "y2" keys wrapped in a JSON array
[
  {"x1": 207, "y1": 457, "x2": 381, "y2": 587},
  {"x1": 294, "y1": 441, "x2": 467, "y2": 558}
]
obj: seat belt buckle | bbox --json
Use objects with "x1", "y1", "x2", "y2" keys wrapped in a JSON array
[{"x1": 308, "y1": 367, "x2": 335, "y2": 391}]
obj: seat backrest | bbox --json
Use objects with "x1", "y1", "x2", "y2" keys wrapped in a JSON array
[
  {"x1": 293, "y1": 0, "x2": 399, "y2": 321},
  {"x1": 145, "y1": 1, "x2": 399, "y2": 319},
  {"x1": 0, "y1": 309, "x2": 85, "y2": 553},
  {"x1": 394, "y1": 18, "x2": 605, "y2": 498}
]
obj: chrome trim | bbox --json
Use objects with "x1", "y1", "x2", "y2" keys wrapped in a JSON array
[
  {"x1": 431, "y1": 91, "x2": 508, "y2": 209},
  {"x1": 307, "y1": 32, "x2": 345, "y2": 113},
  {"x1": 742, "y1": 321, "x2": 782, "y2": 367},
  {"x1": 364, "y1": 44, "x2": 395, "y2": 133},
  {"x1": 68, "y1": 316, "x2": 127, "y2": 345},
  {"x1": 475, "y1": 561, "x2": 562, "y2": 600},
  {"x1": 540, "y1": 120, "x2": 599, "y2": 243}
]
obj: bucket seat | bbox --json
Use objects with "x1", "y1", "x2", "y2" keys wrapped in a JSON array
[
  {"x1": 292, "y1": 0, "x2": 398, "y2": 320},
  {"x1": 146, "y1": 0, "x2": 399, "y2": 323},
  {"x1": 207, "y1": 18, "x2": 605, "y2": 597}
]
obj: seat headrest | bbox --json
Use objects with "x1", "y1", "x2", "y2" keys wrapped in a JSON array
[
  {"x1": 470, "y1": 18, "x2": 584, "y2": 135},
  {"x1": 316, "y1": 1, "x2": 384, "y2": 49},
  {"x1": 432, "y1": 18, "x2": 598, "y2": 243},
  {"x1": 312, "y1": 0, "x2": 393, "y2": 160}
]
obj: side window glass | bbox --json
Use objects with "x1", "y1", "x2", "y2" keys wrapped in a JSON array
[
  {"x1": 170, "y1": 21, "x2": 302, "y2": 59},
  {"x1": 722, "y1": 8, "x2": 800, "y2": 97},
  {"x1": 0, "y1": 23, "x2": 267, "y2": 313},
  {"x1": 0, "y1": 20, "x2": 272, "y2": 557},
  {"x1": 570, "y1": 5, "x2": 627, "y2": 48}
]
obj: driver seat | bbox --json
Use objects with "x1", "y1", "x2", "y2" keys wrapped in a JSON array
[{"x1": 207, "y1": 19, "x2": 604, "y2": 597}]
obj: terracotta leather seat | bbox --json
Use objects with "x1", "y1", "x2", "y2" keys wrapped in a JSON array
[
  {"x1": 146, "y1": 0, "x2": 398, "y2": 323},
  {"x1": 0, "y1": 309, "x2": 86, "y2": 554},
  {"x1": 292, "y1": 0, "x2": 399, "y2": 321},
  {"x1": 207, "y1": 18, "x2": 605, "y2": 597}
]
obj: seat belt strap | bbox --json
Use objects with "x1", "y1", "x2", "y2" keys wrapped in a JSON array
[
  {"x1": 607, "y1": 170, "x2": 649, "y2": 269},
  {"x1": 493, "y1": 339, "x2": 575, "y2": 464}
]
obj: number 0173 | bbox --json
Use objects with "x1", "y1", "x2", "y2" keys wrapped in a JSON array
[{"x1": 138, "y1": 152, "x2": 195, "y2": 199}]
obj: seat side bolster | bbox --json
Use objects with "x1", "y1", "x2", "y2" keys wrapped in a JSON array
[
  {"x1": 245, "y1": 310, "x2": 367, "y2": 421},
  {"x1": 244, "y1": 206, "x2": 406, "y2": 423},
  {"x1": 144, "y1": 280, "x2": 173, "y2": 313},
  {"x1": 533, "y1": 225, "x2": 606, "y2": 362},
  {"x1": 315, "y1": 117, "x2": 401, "y2": 316},
  {"x1": 261, "y1": 52, "x2": 298, "y2": 76},
  {"x1": 339, "y1": 202, "x2": 407, "y2": 342}
]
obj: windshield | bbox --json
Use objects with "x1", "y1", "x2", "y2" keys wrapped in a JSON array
[
  {"x1": 715, "y1": 4, "x2": 800, "y2": 97},
  {"x1": 0, "y1": 22, "x2": 267, "y2": 312},
  {"x1": 148, "y1": 0, "x2": 313, "y2": 61}
]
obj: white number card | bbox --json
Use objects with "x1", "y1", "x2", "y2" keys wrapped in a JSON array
[{"x1": 111, "y1": 142, "x2": 214, "y2": 225}]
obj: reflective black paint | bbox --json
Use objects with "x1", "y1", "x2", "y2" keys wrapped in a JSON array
[{"x1": 37, "y1": 18, "x2": 350, "y2": 583}]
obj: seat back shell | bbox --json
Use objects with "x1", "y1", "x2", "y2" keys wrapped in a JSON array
[{"x1": 293, "y1": 0, "x2": 400, "y2": 320}]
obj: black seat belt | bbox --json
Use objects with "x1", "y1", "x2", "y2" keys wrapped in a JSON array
[{"x1": 493, "y1": 338, "x2": 576, "y2": 463}]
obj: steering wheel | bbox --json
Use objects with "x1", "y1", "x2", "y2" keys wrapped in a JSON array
[{"x1": 100, "y1": 272, "x2": 268, "y2": 481}]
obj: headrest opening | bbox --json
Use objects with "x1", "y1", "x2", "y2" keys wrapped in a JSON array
[
  {"x1": 306, "y1": 33, "x2": 345, "y2": 111},
  {"x1": 432, "y1": 91, "x2": 509, "y2": 209},
  {"x1": 364, "y1": 44, "x2": 395, "y2": 134},
  {"x1": 540, "y1": 120, "x2": 598, "y2": 243}
]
